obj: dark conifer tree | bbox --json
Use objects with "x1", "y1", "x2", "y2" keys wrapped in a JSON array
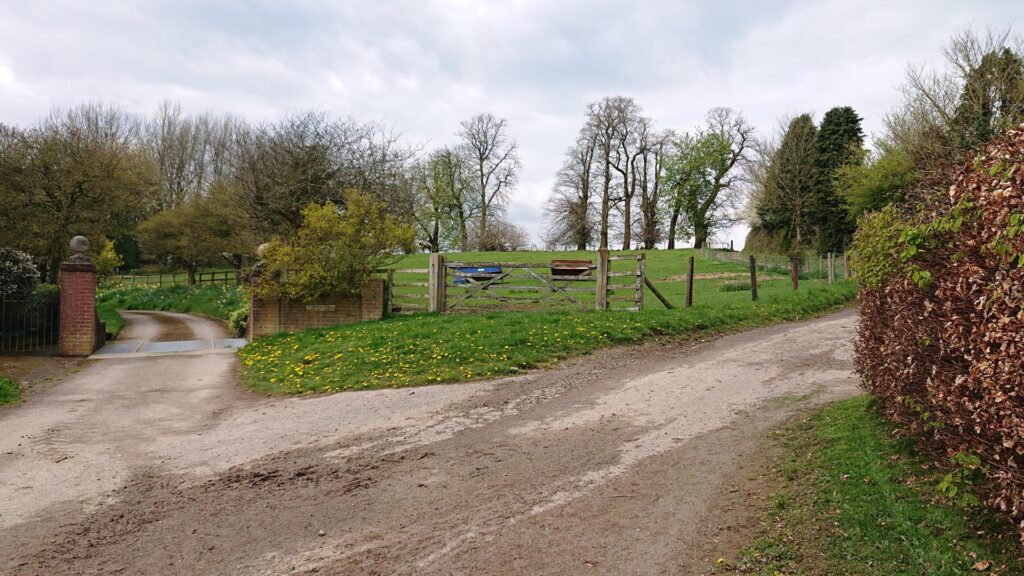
[{"x1": 810, "y1": 106, "x2": 864, "y2": 252}]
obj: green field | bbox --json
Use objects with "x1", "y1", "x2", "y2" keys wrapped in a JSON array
[
  {"x1": 383, "y1": 248, "x2": 843, "y2": 314},
  {"x1": 241, "y1": 248, "x2": 855, "y2": 395}
]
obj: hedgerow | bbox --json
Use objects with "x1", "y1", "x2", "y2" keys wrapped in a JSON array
[{"x1": 853, "y1": 125, "x2": 1024, "y2": 538}]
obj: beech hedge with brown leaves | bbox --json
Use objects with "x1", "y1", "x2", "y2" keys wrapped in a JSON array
[{"x1": 853, "y1": 125, "x2": 1024, "y2": 537}]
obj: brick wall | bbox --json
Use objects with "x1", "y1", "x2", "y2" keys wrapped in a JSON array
[
  {"x1": 248, "y1": 279, "x2": 385, "y2": 340},
  {"x1": 59, "y1": 262, "x2": 100, "y2": 356}
]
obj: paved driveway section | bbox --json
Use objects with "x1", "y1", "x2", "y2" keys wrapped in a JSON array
[{"x1": 92, "y1": 311, "x2": 246, "y2": 358}]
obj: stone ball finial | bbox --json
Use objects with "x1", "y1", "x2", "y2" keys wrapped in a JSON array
[
  {"x1": 70, "y1": 236, "x2": 90, "y2": 254},
  {"x1": 257, "y1": 243, "x2": 269, "y2": 259}
]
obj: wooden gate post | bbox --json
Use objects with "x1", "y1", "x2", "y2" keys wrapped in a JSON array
[
  {"x1": 685, "y1": 256, "x2": 694, "y2": 307},
  {"x1": 791, "y1": 256, "x2": 799, "y2": 291},
  {"x1": 595, "y1": 248, "x2": 609, "y2": 311},
  {"x1": 428, "y1": 253, "x2": 446, "y2": 313},
  {"x1": 749, "y1": 255, "x2": 758, "y2": 301},
  {"x1": 385, "y1": 269, "x2": 395, "y2": 315},
  {"x1": 634, "y1": 253, "x2": 645, "y2": 311}
]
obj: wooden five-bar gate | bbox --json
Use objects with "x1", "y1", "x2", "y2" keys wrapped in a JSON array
[{"x1": 385, "y1": 250, "x2": 648, "y2": 315}]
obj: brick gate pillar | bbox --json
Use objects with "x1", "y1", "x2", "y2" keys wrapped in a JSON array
[{"x1": 59, "y1": 236, "x2": 100, "y2": 356}]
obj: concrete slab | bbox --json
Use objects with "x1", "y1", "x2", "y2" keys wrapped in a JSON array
[
  {"x1": 216, "y1": 338, "x2": 248, "y2": 349},
  {"x1": 138, "y1": 339, "x2": 209, "y2": 353},
  {"x1": 93, "y1": 340, "x2": 144, "y2": 355}
]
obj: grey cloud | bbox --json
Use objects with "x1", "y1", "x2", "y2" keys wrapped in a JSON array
[{"x1": 1, "y1": 0, "x2": 1020, "y2": 247}]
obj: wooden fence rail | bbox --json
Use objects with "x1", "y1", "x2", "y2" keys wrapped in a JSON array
[
  {"x1": 377, "y1": 249, "x2": 848, "y2": 317},
  {"x1": 102, "y1": 270, "x2": 237, "y2": 287}
]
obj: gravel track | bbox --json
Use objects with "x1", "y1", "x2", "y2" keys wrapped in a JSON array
[{"x1": 0, "y1": 309, "x2": 859, "y2": 575}]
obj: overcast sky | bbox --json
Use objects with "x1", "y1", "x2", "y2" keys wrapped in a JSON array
[{"x1": 0, "y1": 1, "x2": 1019, "y2": 248}]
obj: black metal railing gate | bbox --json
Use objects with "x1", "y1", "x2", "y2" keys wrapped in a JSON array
[{"x1": 0, "y1": 297, "x2": 60, "y2": 354}]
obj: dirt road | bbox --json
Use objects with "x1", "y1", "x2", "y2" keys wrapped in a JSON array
[{"x1": 0, "y1": 309, "x2": 859, "y2": 575}]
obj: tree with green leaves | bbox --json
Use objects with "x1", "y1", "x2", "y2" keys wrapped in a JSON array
[
  {"x1": 663, "y1": 132, "x2": 728, "y2": 249},
  {"x1": 837, "y1": 141, "x2": 917, "y2": 218},
  {"x1": 663, "y1": 108, "x2": 754, "y2": 249},
  {"x1": 0, "y1": 104, "x2": 153, "y2": 281},
  {"x1": 92, "y1": 238, "x2": 124, "y2": 275},
  {"x1": 258, "y1": 191, "x2": 415, "y2": 301},
  {"x1": 408, "y1": 147, "x2": 476, "y2": 253},
  {"x1": 756, "y1": 114, "x2": 819, "y2": 251},
  {"x1": 951, "y1": 47, "x2": 1024, "y2": 151},
  {"x1": 135, "y1": 182, "x2": 255, "y2": 285},
  {"x1": 810, "y1": 106, "x2": 865, "y2": 252}
]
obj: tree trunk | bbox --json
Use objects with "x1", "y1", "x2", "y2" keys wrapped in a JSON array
[
  {"x1": 457, "y1": 208, "x2": 469, "y2": 252},
  {"x1": 599, "y1": 160, "x2": 611, "y2": 250},
  {"x1": 429, "y1": 219, "x2": 440, "y2": 253},
  {"x1": 620, "y1": 190, "x2": 632, "y2": 251},
  {"x1": 576, "y1": 184, "x2": 590, "y2": 251},
  {"x1": 693, "y1": 223, "x2": 708, "y2": 250},
  {"x1": 478, "y1": 166, "x2": 488, "y2": 249},
  {"x1": 187, "y1": 266, "x2": 197, "y2": 286},
  {"x1": 667, "y1": 204, "x2": 682, "y2": 250},
  {"x1": 221, "y1": 253, "x2": 244, "y2": 285}
]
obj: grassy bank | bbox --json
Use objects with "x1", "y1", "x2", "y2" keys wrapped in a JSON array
[
  {"x1": 0, "y1": 375, "x2": 20, "y2": 405},
  {"x1": 239, "y1": 281, "x2": 856, "y2": 395},
  {"x1": 97, "y1": 284, "x2": 247, "y2": 337},
  {"x1": 720, "y1": 396, "x2": 1023, "y2": 575}
]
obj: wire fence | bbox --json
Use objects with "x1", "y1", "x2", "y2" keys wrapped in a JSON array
[{"x1": 701, "y1": 249, "x2": 850, "y2": 292}]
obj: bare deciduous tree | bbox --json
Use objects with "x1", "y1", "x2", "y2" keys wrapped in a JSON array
[
  {"x1": 543, "y1": 125, "x2": 598, "y2": 250},
  {"x1": 891, "y1": 27, "x2": 1024, "y2": 176},
  {"x1": 146, "y1": 101, "x2": 241, "y2": 211},
  {"x1": 584, "y1": 96, "x2": 638, "y2": 250},
  {"x1": 458, "y1": 113, "x2": 520, "y2": 250},
  {"x1": 231, "y1": 112, "x2": 417, "y2": 238},
  {"x1": 635, "y1": 127, "x2": 673, "y2": 250}
]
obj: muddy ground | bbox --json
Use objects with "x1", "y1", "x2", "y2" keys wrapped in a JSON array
[{"x1": 0, "y1": 310, "x2": 859, "y2": 575}]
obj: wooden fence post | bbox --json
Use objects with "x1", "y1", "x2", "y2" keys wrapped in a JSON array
[
  {"x1": 843, "y1": 253, "x2": 849, "y2": 280},
  {"x1": 685, "y1": 255, "x2": 694, "y2": 307},
  {"x1": 749, "y1": 255, "x2": 758, "y2": 301},
  {"x1": 635, "y1": 253, "x2": 645, "y2": 311},
  {"x1": 428, "y1": 253, "x2": 446, "y2": 313},
  {"x1": 827, "y1": 253, "x2": 835, "y2": 284},
  {"x1": 791, "y1": 256, "x2": 799, "y2": 290},
  {"x1": 385, "y1": 269, "x2": 395, "y2": 315},
  {"x1": 595, "y1": 248, "x2": 609, "y2": 311}
]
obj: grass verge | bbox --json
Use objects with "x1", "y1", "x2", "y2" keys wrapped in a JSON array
[
  {"x1": 718, "y1": 396, "x2": 1024, "y2": 576},
  {"x1": 239, "y1": 281, "x2": 856, "y2": 395},
  {"x1": 96, "y1": 284, "x2": 247, "y2": 338},
  {"x1": 0, "y1": 375, "x2": 20, "y2": 405}
]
